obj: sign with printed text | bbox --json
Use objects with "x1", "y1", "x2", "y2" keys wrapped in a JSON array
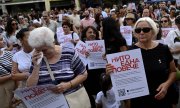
[
  {"x1": 86, "y1": 40, "x2": 106, "y2": 69},
  {"x1": 106, "y1": 49, "x2": 149, "y2": 101},
  {"x1": 75, "y1": 40, "x2": 87, "y2": 66},
  {"x1": 120, "y1": 26, "x2": 133, "y2": 46},
  {"x1": 161, "y1": 28, "x2": 175, "y2": 38},
  {"x1": 14, "y1": 84, "x2": 69, "y2": 108}
]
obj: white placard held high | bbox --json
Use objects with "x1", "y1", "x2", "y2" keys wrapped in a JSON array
[
  {"x1": 75, "y1": 40, "x2": 87, "y2": 66},
  {"x1": 106, "y1": 49, "x2": 149, "y2": 101},
  {"x1": 86, "y1": 40, "x2": 106, "y2": 69}
]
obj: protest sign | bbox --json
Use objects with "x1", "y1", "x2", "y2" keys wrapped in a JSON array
[
  {"x1": 106, "y1": 49, "x2": 149, "y2": 100},
  {"x1": 86, "y1": 40, "x2": 106, "y2": 69},
  {"x1": 75, "y1": 40, "x2": 87, "y2": 66},
  {"x1": 14, "y1": 84, "x2": 69, "y2": 108},
  {"x1": 120, "y1": 26, "x2": 133, "y2": 46}
]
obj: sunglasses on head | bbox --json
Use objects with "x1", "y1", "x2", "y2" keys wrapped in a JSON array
[
  {"x1": 135, "y1": 27, "x2": 152, "y2": 33},
  {"x1": 160, "y1": 20, "x2": 168, "y2": 23}
]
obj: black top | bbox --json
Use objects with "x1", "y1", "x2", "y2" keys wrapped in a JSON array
[{"x1": 130, "y1": 43, "x2": 175, "y2": 108}]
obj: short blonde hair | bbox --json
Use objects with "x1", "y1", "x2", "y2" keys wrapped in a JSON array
[
  {"x1": 28, "y1": 27, "x2": 54, "y2": 48},
  {"x1": 133, "y1": 17, "x2": 158, "y2": 36}
]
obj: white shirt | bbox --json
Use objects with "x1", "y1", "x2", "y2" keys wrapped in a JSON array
[
  {"x1": 164, "y1": 29, "x2": 180, "y2": 59},
  {"x1": 96, "y1": 88, "x2": 121, "y2": 108},
  {"x1": 57, "y1": 32, "x2": 79, "y2": 48},
  {"x1": 12, "y1": 50, "x2": 33, "y2": 88}
]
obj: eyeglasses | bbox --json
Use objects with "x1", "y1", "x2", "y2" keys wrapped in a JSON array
[
  {"x1": 135, "y1": 27, "x2": 152, "y2": 33},
  {"x1": 11, "y1": 23, "x2": 17, "y2": 26},
  {"x1": 160, "y1": 20, "x2": 168, "y2": 23}
]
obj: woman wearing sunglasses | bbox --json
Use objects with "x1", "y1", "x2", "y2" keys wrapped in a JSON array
[
  {"x1": 106, "y1": 17, "x2": 177, "y2": 108},
  {"x1": 160, "y1": 16, "x2": 172, "y2": 28}
]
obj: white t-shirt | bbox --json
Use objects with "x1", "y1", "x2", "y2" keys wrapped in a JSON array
[
  {"x1": 12, "y1": 50, "x2": 33, "y2": 88},
  {"x1": 12, "y1": 50, "x2": 33, "y2": 72},
  {"x1": 164, "y1": 29, "x2": 180, "y2": 60},
  {"x1": 57, "y1": 32, "x2": 79, "y2": 48},
  {"x1": 96, "y1": 88, "x2": 121, "y2": 108}
]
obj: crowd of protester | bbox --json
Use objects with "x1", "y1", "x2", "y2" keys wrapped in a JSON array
[{"x1": 0, "y1": 1, "x2": 180, "y2": 108}]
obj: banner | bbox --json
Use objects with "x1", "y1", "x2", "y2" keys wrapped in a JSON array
[{"x1": 106, "y1": 49, "x2": 149, "y2": 101}]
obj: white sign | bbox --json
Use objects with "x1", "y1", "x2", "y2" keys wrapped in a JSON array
[
  {"x1": 14, "y1": 84, "x2": 69, "y2": 108},
  {"x1": 177, "y1": 0, "x2": 180, "y2": 6},
  {"x1": 106, "y1": 49, "x2": 149, "y2": 101},
  {"x1": 86, "y1": 40, "x2": 106, "y2": 69},
  {"x1": 120, "y1": 26, "x2": 133, "y2": 46},
  {"x1": 75, "y1": 41, "x2": 87, "y2": 66},
  {"x1": 161, "y1": 28, "x2": 175, "y2": 38}
]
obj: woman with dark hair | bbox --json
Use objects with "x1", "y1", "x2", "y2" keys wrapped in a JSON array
[
  {"x1": 57, "y1": 21, "x2": 80, "y2": 48},
  {"x1": 93, "y1": 13, "x2": 103, "y2": 31},
  {"x1": 81, "y1": 26, "x2": 104, "y2": 108},
  {"x1": 102, "y1": 17, "x2": 127, "y2": 54},
  {"x1": 81, "y1": 26, "x2": 100, "y2": 41},
  {"x1": 11, "y1": 28, "x2": 33, "y2": 107},
  {"x1": 3, "y1": 18, "x2": 19, "y2": 53},
  {"x1": 160, "y1": 16, "x2": 172, "y2": 28}
]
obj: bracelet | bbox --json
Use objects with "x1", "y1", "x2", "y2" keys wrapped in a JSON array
[{"x1": 69, "y1": 81, "x2": 73, "y2": 88}]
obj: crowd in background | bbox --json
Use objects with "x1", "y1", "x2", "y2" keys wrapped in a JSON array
[{"x1": 0, "y1": 1, "x2": 180, "y2": 108}]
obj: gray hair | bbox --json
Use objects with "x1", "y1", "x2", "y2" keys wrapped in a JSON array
[
  {"x1": 133, "y1": 17, "x2": 158, "y2": 36},
  {"x1": 28, "y1": 27, "x2": 54, "y2": 48}
]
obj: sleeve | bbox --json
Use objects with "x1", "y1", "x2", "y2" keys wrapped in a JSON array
[
  {"x1": 95, "y1": 91, "x2": 103, "y2": 104},
  {"x1": 71, "y1": 50, "x2": 86, "y2": 76},
  {"x1": 73, "y1": 33, "x2": 80, "y2": 41}
]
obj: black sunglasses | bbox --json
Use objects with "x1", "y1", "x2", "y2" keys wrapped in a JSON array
[
  {"x1": 135, "y1": 27, "x2": 152, "y2": 33},
  {"x1": 160, "y1": 20, "x2": 168, "y2": 23}
]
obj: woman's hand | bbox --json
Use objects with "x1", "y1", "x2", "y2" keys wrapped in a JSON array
[
  {"x1": 106, "y1": 64, "x2": 114, "y2": 75},
  {"x1": 32, "y1": 50, "x2": 42, "y2": 66},
  {"x1": 52, "y1": 82, "x2": 71, "y2": 93},
  {"x1": 154, "y1": 82, "x2": 168, "y2": 100},
  {"x1": 85, "y1": 51, "x2": 90, "y2": 58}
]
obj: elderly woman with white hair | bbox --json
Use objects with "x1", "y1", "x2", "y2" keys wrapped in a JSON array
[
  {"x1": 26, "y1": 27, "x2": 91, "y2": 108},
  {"x1": 106, "y1": 17, "x2": 177, "y2": 108}
]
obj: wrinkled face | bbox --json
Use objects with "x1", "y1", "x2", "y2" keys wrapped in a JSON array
[
  {"x1": 134, "y1": 21, "x2": 153, "y2": 43},
  {"x1": 86, "y1": 28, "x2": 96, "y2": 40},
  {"x1": 62, "y1": 25, "x2": 71, "y2": 34},
  {"x1": 42, "y1": 13, "x2": 49, "y2": 22},
  {"x1": 160, "y1": 17, "x2": 169, "y2": 28},
  {"x1": 143, "y1": 9, "x2": 150, "y2": 17},
  {"x1": 35, "y1": 45, "x2": 53, "y2": 57}
]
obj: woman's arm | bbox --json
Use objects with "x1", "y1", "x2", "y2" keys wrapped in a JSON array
[
  {"x1": 155, "y1": 60, "x2": 176, "y2": 100},
  {"x1": 5, "y1": 43, "x2": 13, "y2": 51},
  {"x1": 69, "y1": 71, "x2": 87, "y2": 88},
  {"x1": 11, "y1": 61, "x2": 29, "y2": 81},
  {"x1": 26, "y1": 65, "x2": 40, "y2": 87},
  {"x1": 0, "y1": 74, "x2": 11, "y2": 83}
]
